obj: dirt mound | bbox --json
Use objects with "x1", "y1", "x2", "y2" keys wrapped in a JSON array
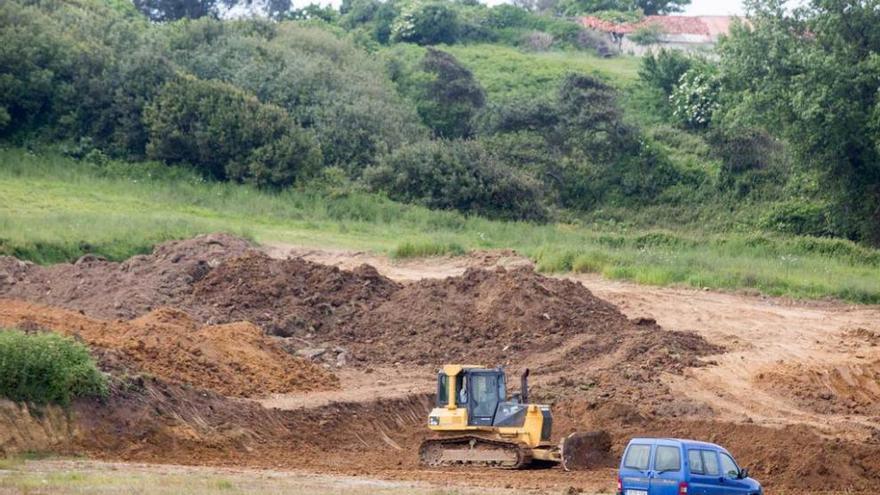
[
  {"x1": 340, "y1": 267, "x2": 720, "y2": 371},
  {"x1": 0, "y1": 299, "x2": 338, "y2": 397},
  {"x1": 755, "y1": 360, "x2": 880, "y2": 416},
  {"x1": 340, "y1": 266, "x2": 625, "y2": 364},
  {"x1": 0, "y1": 233, "x2": 252, "y2": 320},
  {"x1": 189, "y1": 252, "x2": 399, "y2": 337}
]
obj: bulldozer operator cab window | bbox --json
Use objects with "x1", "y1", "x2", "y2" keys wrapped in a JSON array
[
  {"x1": 436, "y1": 372, "x2": 463, "y2": 407},
  {"x1": 466, "y1": 371, "x2": 506, "y2": 426}
]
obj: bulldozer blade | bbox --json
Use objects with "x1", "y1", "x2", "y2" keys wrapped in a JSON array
[{"x1": 560, "y1": 430, "x2": 612, "y2": 471}]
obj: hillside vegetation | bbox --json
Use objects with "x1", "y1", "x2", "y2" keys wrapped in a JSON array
[
  {"x1": 2, "y1": 0, "x2": 880, "y2": 302},
  {"x1": 3, "y1": 147, "x2": 880, "y2": 303}
]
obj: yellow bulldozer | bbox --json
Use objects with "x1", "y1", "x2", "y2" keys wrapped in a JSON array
[{"x1": 419, "y1": 364, "x2": 608, "y2": 470}]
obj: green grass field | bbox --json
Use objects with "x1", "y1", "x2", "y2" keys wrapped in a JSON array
[{"x1": 2, "y1": 147, "x2": 880, "y2": 303}]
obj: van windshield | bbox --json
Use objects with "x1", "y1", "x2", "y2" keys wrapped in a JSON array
[{"x1": 623, "y1": 444, "x2": 651, "y2": 471}]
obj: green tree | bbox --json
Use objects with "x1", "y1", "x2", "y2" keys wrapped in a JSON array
[
  {"x1": 417, "y1": 48, "x2": 486, "y2": 138},
  {"x1": 164, "y1": 20, "x2": 425, "y2": 173},
  {"x1": 144, "y1": 75, "x2": 321, "y2": 187},
  {"x1": 133, "y1": 0, "x2": 217, "y2": 21},
  {"x1": 639, "y1": 48, "x2": 695, "y2": 95},
  {"x1": 557, "y1": 0, "x2": 689, "y2": 15},
  {"x1": 391, "y1": 2, "x2": 461, "y2": 45},
  {"x1": 718, "y1": 0, "x2": 880, "y2": 242}
]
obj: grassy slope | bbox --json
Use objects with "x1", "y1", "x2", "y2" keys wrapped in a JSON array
[
  {"x1": 443, "y1": 44, "x2": 641, "y2": 99},
  {"x1": 2, "y1": 147, "x2": 880, "y2": 303}
]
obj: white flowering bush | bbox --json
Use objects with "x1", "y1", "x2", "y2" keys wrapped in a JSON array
[
  {"x1": 390, "y1": 1, "x2": 459, "y2": 45},
  {"x1": 670, "y1": 67, "x2": 721, "y2": 129}
]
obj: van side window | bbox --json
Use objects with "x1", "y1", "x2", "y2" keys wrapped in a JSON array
[
  {"x1": 687, "y1": 450, "x2": 704, "y2": 474},
  {"x1": 655, "y1": 446, "x2": 681, "y2": 472},
  {"x1": 719, "y1": 452, "x2": 740, "y2": 478},
  {"x1": 701, "y1": 450, "x2": 720, "y2": 476},
  {"x1": 623, "y1": 444, "x2": 651, "y2": 471}
]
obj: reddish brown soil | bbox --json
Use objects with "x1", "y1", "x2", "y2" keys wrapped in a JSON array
[
  {"x1": 754, "y1": 360, "x2": 880, "y2": 416},
  {"x1": 0, "y1": 300, "x2": 338, "y2": 397},
  {"x1": 189, "y1": 251, "x2": 399, "y2": 337},
  {"x1": 0, "y1": 233, "x2": 251, "y2": 320},
  {"x1": 4, "y1": 235, "x2": 880, "y2": 493},
  {"x1": 60, "y1": 377, "x2": 880, "y2": 493}
]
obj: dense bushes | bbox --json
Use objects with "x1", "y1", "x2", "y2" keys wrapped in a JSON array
[
  {"x1": 476, "y1": 73, "x2": 676, "y2": 210},
  {"x1": 145, "y1": 76, "x2": 321, "y2": 187},
  {"x1": 164, "y1": 20, "x2": 425, "y2": 173},
  {"x1": 391, "y1": 2, "x2": 460, "y2": 45},
  {"x1": 365, "y1": 139, "x2": 548, "y2": 221},
  {"x1": 639, "y1": 49, "x2": 694, "y2": 96},
  {"x1": 0, "y1": 329, "x2": 107, "y2": 406},
  {"x1": 417, "y1": 49, "x2": 486, "y2": 138}
]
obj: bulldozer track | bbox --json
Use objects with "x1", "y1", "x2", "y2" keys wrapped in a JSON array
[{"x1": 418, "y1": 435, "x2": 533, "y2": 469}]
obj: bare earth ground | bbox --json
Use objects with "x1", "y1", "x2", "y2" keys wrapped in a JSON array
[
  {"x1": 2, "y1": 239, "x2": 879, "y2": 494},
  {"x1": 269, "y1": 243, "x2": 880, "y2": 441}
]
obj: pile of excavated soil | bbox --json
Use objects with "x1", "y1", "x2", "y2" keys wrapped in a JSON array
[
  {"x1": 339, "y1": 267, "x2": 721, "y2": 376},
  {"x1": 0, "y1": 300, "x2": 338, "y2": 397},
  {"x1": 188, "y1": 252, "x2": 400, "y2": 337},
  {"x1": 0, "y1": 233, "x2": 252, "y2": 320},
  {"x1": 296, "y1": 265, "x2": 720, "y2": 419},
  {"x1": 0, "y1": 237, "x2": 720, "y2": 375},
  {"x1": 0, "y1": 235, "x2": 721, "y2": 414}
]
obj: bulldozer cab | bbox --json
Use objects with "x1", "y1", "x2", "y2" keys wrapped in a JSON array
[{"x1": 436, "y1": 366, "x2": 509, "y2": 427}]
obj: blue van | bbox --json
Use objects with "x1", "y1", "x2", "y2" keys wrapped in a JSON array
[{"x1": 617, "y1": 438, "x2": 762, "y2": 495}]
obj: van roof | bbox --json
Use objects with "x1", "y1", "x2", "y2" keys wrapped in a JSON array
[{"x1": 627, "y1": 437, "x2": 725, "y2": 450}]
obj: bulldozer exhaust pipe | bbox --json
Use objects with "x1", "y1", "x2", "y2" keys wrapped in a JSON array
[{"x1": 520, "y1": 368, "x2": 530, "y2": 404}]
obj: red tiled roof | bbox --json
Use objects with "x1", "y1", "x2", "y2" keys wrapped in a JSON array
[{"x1": 579, "y1": 15, "x2": 738, "y2": 37}]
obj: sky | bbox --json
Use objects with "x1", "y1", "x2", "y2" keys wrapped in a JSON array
[{"x1": 683, "y1": 0, "x2": 744, "y2": 16}]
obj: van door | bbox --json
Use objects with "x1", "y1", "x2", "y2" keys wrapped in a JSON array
[
  {"x1": 620, "y1": 443, "x2": 652, "y2": 495},
  {"x1": 686, "y1": 449, "x2": 725, "y2": 495},
  {"x1": 717, "y1": 452, "x2": 751, "y2": 494},
  {"x1": 649, "y1": 444, "x2": 683, "y2": 495}
]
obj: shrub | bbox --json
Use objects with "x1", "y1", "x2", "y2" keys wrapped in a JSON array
[
  {"x1": 364, "y1": 139, "x2": 548, "y2": 221},
  {"x1": 144, "y1": 75, "x2": 322, "y2": 187},
  {"x1": 523, "y1": 31, "x2": 555, "y2": 51},
  {"x1": 417, "y1": 49, "x2": 486, "y2": 138},
  {"x1": 670, "y1": 66, "x2": 721, "y2": 129},
  {"x1": 391, "y1": 2, "x2": 460, "y2": 45},
  {"x1": 760, "y1": 200, "x2": 833, "y2": 237},
  {"x1": 557, "y1": 74, "x2": 639, "y2": 163},
  {"x1": 708, "y1": 127, "x2": 784, "y2": 175},
  {"x1": 167, "y1": 21, "x2": 425, "y2": 173},
  {"x1": 0, "y1": 329, "x2": 107, "y2": 406},
  {"x1": 639, "y1": 48, "x2": 694, "y2": 95},
  {"x1": 576, "y1": 28, "x2": 615, "y2": 57}
]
